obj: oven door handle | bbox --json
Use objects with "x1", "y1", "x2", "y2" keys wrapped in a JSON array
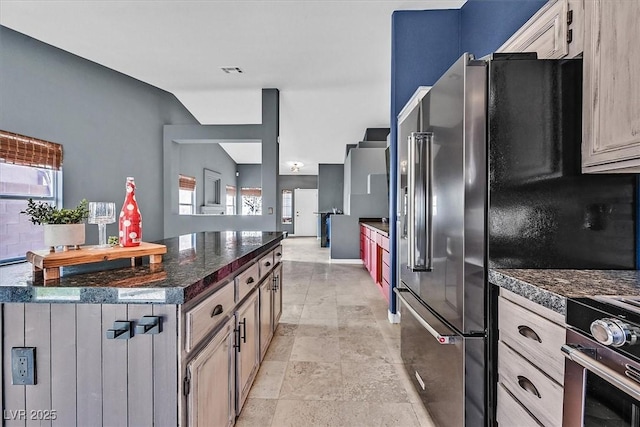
[
  {"x1": 395, "y1": 288, "x2": 457, "y2": 345},
  {"x1": 561, "y1": 344, "x2": 640, "y2": 402}
]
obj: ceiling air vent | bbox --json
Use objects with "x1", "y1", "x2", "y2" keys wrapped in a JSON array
[{"x1": 220, "y1": 67, "x2": 243, "y2": 74}]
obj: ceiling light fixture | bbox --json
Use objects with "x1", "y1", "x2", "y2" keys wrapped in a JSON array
[
  {"x1": 289, "y1": 161, "x2": 304, "y2": 173},
  {"x1": 220, "y1": 66, "x2": 243, "y2": 74}
]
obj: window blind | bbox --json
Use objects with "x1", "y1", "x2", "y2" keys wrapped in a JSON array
[
  {"x1": 179, "y1": 174, "x2": 196, "y2": 191},
  {"x1": 0, "y1": 130, "x2": 63, "y2": 170}
]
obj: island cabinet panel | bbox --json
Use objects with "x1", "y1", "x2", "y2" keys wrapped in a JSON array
[
  {"x1": 50, "y1": 304, "x2": 77, "y2": 427},
  {"x1": 152, "y1": 304, "x2": 179, "y2": 427},
  {"x1": 102, "y1": 304, "x2": 129, "y2": 427},
  {"x1": 76, "y1": 304, "x2": 103, "y2": 426},
  {"x1": 0, "y1": 303, "x2": 179, "y2": 427},
  {"x1": 3, "y1": 303, "x2": 25, "y2": 427}
]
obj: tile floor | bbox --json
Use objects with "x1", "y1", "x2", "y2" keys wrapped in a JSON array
[{"x1": 236, "y1": 237, "x2": 436, "y2": 427}]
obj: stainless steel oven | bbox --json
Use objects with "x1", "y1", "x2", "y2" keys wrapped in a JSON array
[{"x1": 564, "y1": 297, "x2": 640, "y2": 426}]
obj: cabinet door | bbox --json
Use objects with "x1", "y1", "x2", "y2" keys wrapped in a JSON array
[
  {"x1": 259, "y1": 276, "x2": 273, "y2": 361},
  {"x1": 236, "y1": 291, "x2": 259, "y2": 413},
  {"x1": 272, "y1": 264, "x2": 283, "y2": 328},
  {"x1": 498, "y1": 0, "x2": 570, "y2": 59},
  {"x1": 582, "y1": 0, "x2": 640, "y2": 173},
  {"x1": 185, "y1": 317, "x2": 235, "y2": 427}
]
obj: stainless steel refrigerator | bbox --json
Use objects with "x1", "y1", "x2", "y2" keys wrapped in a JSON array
[{"x1": 396, "y1": 53, "x2": 636, "y2": 426}]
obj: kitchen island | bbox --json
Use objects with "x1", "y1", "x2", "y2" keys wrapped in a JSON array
[{"x1": 0, "y1": 231, "x2": 285, "y2": 427}]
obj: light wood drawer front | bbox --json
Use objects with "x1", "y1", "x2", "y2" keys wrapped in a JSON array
[
  {"x1": 258, "y1": 251, "x2": 274, "y2": 279},
  {"x1": 273, "y1": 244, "x2": 283, "y2": 264},
  {"x1": 496, "y1": 383, "x2": 542, "y2": 427},
  {"x1": 236, "y1": 263, "x2": 260, "y2": 303},
  {"x1": 499, "y1": 296, "x2": 565, "y2": 384},
  {"x1": 498, "y1": 342, "x2": 563, "y2": 427},
  {"x1": 380, "y1": 235, "x2": 389, "y2": 252},
  {"x1": 185, "y1": 281, "x2": 235, "y2": 352}
]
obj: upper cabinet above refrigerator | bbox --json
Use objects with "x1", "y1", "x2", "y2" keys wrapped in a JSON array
[{"x1": 497, "y1": 0, "x2": 583, "y2": 60}]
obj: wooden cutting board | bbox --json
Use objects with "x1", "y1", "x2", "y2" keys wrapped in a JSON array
[{"x1": 27, "y1": 242, "x2": 167, "y2": 281}]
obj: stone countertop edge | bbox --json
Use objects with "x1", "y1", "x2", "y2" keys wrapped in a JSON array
[
  {"x1": 0, "y1": 231, "x2": 285, "y2": 305},
  {"x1": 489, "y1": 268, "x2": 640, "y2": 317},
  {"x1": 360, "y1": 221, "x2": 389, "y2": 236}
]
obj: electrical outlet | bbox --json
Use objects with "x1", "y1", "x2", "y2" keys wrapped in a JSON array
[{"x1": 11, "y1": 347, "x2": 36, "y2": 385}]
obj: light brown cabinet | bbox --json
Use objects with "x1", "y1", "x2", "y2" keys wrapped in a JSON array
[
  {"x1": 498, "y1": 0, "x2": 582, "y2": 59},
  {"x1": 185, "y1": 316, "x2": 236, "y2": 427},
  {"x1": 272, "y1": 263, "x2": 283, "y2": 326},
  {"x1": 235, "y1": 290, "x2": 259, "y2": 414},
  {"x1": 496, "y1": 288, "x2": 566, "y2": 427},
  {"x1": 259, "y1": 276, "x2": 274, "y2": 361},
  {"x1": 581, "y1": 0, "x2": 640, "y2": 173}
]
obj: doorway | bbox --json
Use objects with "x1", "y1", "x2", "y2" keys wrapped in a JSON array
[{"x1": 294, "y1": 189, "x2": 318, "y2": 236}]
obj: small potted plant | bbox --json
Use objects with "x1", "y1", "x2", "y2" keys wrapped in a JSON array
[{"x1": 21, "y1": 198, "x2": 89, "y2": 251}]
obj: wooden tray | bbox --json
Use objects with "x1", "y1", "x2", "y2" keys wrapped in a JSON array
[{"x1": 26, "y1": 242, "x2": 167, "y2": 281}]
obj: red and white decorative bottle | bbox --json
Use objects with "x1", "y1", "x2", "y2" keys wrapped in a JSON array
[{"x1": 119, "y1": 177, "x2": 142, "y2": 247}]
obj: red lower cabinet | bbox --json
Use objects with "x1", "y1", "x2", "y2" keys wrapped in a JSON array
[{"x1": 360, "y1": 224, "x2": 390, "y2": 304}]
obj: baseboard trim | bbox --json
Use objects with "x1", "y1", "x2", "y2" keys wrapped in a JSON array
[
  {"x1": 388, "y1": 310, "x2": 401, "y2": 324},
  {"x1": 329, "y1": 258, "x2": 363, "y2": 264}
]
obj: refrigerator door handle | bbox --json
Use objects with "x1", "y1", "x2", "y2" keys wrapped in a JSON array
[
  {"x1": 407, "y1": 132, "x2": 434, "y2": 272},
  {"x1": 395, "y1": 289, "x2": 457, "y2": 344}
]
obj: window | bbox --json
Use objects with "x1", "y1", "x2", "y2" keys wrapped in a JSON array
[
  {"x1": 226, "y1": 185, "x2": 236, "y2": 215},
  {"x1": 178, "y1": 174, "x2": 196, "y2": 215},
  {"x1": 241, "y1": 187, "x2": 262, "y2": 215},
  {"x1": 0, "y1": 130, "x2": 62, "y2": 264},
  {"x1": 282, "y1": 189, "x2": 292, "y2": 224}
]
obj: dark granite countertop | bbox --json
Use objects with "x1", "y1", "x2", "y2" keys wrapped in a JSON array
[
  {"x1": 0, "y1": 231, "x2": 285, "y2": 305},
  {"x1": 360, "y1": 221, "x2": 389, "y2": 236},
  {"x1": 490, "y1": 269, "x2": 640, "y2": 316}
]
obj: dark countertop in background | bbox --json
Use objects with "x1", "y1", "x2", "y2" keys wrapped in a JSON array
[
  {"x1": 0, "y1": 231, "x2": 285, "y2": 305},
  {"x1": 490, "y1": 269, "x2": 640, "y2": 316},
  {"x1": 360, "y1": 221, "x2": 389, "y2": 236}
]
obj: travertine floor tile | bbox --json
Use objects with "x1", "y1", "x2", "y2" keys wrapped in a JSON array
[
  {"x1": 270, "y1": 400, "x2": 342, "y2": 427},
  {"x1": 341, "y1": 361, "x2": 410, "y2": 403},
  {"x1": 235, "y1": 398, "x2": 277, "y2": 427},
  {"x1": 338, "y1": 335, "x2": 393, "y2": 364},
  {"x1": 338, "y1": 401, "x2": 423, "y2": 427},
  {"x1": 263, "y1": 335, "x2": 294, "y2": 362},
  {"x1": 279, "y1": 361, "x2": 343, "y2": 401},
  {"x1": 290, "y1": 336, "x2": 340, "y2": 362},
  {"x1": 296, "y1": 317, "x2": 339, "y2": 338},
  {"x1": 247, "y1": 361, "x2": 287, "y2": 399}
]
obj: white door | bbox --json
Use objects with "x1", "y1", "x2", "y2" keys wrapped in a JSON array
[{"x1": 294, "y1": 189, "x2": 318, "y2": 236}]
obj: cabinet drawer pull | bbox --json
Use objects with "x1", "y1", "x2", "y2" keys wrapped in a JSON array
[
  {"x1": 517, "y1": 325, "x2": 541, "y2": 343},
  {"x1": 276, "y1": 252, "x2": 282, "y2": 257},
  {"x1": 246, "y1": 277, "x2": 255, "y2": 285},
  {"x1": 264, "y1": 261, "x2": 271, "y2": 267},
  {"x1": 211, "y1": 304, "x2": 223, "y2": 317},
  {"x1": 517, "y1": 375, "x2": 541, "y2": 398}
]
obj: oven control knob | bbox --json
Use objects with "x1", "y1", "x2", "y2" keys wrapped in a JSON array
[{"x1": 590, "y1": 318, "x2": 639, "y2": 347}]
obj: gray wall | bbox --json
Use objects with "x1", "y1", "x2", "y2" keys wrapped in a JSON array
[
  {"x1": 163, "y1": 89, "x2": 280, "y2": 236},
  {"x1": 347, "y1": 147, "x2": 387, "y2": 198},
  {"x1": 0, "y1": 26, "x2": 199, "y2": 243},
  {"x1": 178, "y1": 143, "x2": 237, "y2": 211},
  {"x1": 237, "y1": 164, "x2": 262, "y2": 213},
  {"x1": 318, "y1": 163, "x2": 344, "y2": 212},
  {"x1": 278, "y1": 175, "x2": 318, "y2": 235}
]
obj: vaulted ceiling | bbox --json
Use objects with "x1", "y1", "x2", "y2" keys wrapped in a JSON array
[{"x1": 0, "y1": 0, "x2": 465, "y2": 174}]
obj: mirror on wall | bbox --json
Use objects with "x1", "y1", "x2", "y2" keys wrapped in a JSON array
[{"x1": 176, "y1": 141, "x2": 262, "y2": 215}]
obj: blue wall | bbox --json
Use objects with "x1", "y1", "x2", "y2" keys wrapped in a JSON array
[
  {"x1": 388, "y1": 0, "x2": 547, "y2": 314},
  {"x1": 460, "y1": 0, "x2": 545, "y2": 58}
]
